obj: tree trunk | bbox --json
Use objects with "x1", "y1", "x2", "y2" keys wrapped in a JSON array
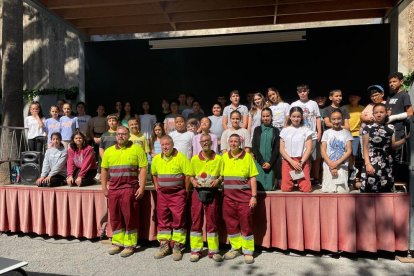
[
  {"x1": 1, "y1": 0, "x2": 23, "y2": 184},
  {"x1": 2, "y1": 0, "x2": 23, "y2": 127}
]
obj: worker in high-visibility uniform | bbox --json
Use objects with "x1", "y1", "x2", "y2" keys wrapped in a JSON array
[
  {"x1": 101, "y1": 126, "x2": 148, "y2": 257},
  {"x1": 189, "y1": 133, "x2": 224, "y2": 262},
  {"x1": 221, "y1": 133, "x2": 258, "y2": 264},
  {"x1": 151, "y1": 135, "x2": 192, "y2": 261}
]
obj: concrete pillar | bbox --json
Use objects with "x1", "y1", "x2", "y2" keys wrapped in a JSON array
[
  {"x1": 19, "y1": 2, "x2": 87, "y2": 111},
  {"x1": 394, "y1": 0, "x2": 414, "y2": 254},
  {"x1": 389, "y1": 0, "x2": 414, "y2": 74}
]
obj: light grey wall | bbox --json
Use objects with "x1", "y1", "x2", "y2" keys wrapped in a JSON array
[
  {"x1": 0, "y1": 1, "x2": 86, "y2": 113},
  {"x1": 389, "y1": 0, "x2": 414, "y2": 74}
]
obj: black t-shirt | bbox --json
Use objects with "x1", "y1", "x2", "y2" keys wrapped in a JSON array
[
  {"x1": 387, "y1": 90, "x2": 411, "y2": 138},
  {"x1": 322, "y1": 106, "x2": 350, "y2": 128},
  {"x1": 387, "y1": 90, "x2": 411, "y2": 115}
]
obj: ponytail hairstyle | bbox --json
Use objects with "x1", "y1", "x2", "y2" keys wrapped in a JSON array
[
  {"x1": 287, "y1": 106, "x2": 304, "y2": 126},
  {"x1": 50, "y1": 132, "x2": 64, "y2": 148},
  {"x1": 372, "y1": 103, "x2": 389, "y2": 124}
]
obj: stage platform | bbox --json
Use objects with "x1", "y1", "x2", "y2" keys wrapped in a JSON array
[{"x1": 0, "y1": 184, "x2": 409, "y2": 253}]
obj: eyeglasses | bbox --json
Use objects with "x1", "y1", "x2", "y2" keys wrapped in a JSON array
[{"x1": 370, "y1": 93, "x2": 381, "y2": 98}]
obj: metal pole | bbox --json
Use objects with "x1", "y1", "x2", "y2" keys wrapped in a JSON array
[{"x1": 409, "y1": 85, "x2": 414, "y2": 253}]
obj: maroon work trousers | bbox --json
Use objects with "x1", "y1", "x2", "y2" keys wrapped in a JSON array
[
  {"x1": 157, "y1": 189, "x2": 187, "y2": 231},
  {"x1": 190, "y1": 190, "x2": 219, "y2": 233},
  {"x1": 222, "y1": 196, "x2": 253, "y2": 236},
  {"x1": 108, "y1": 188, "x2": 139, "y2": 233}
]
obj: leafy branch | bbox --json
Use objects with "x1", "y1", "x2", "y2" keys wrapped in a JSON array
[
  {"x1": 23, "y1": 87, "x2": 79, "y2": 102},
  {"x1": 403, "y1": 71, "x2": 414, "y2": 90}
]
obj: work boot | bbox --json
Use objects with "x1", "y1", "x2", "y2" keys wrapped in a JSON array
[
  {"x1": 120, "y1": 247, "x2": 135, "y2": 258},
  {"x1": 154, "y1": 241, "x2": 171, "y2": 259},
  {"x1": 172, "y1": 242, "x2": 183, "y2": 261},
  {"x1": 210, "y1": 253, "x2": 223, "y2": 262},
  {"x1": 224, "y1": 248, "x2": 242, "y2": 260},
  {"x1": 189, "y1": 253, "x2": 200, "y2": 262},
  {"x1": 244, "y1": 254, "x2": 254, "y2": 264},
  {"x1": 108, "y1": 245, "x2": 122, "y2": 255}
]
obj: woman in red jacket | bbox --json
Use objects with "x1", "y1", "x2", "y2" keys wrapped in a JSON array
[{"x1": 66, "y1": 131, "x2": 97, "y2": 186}]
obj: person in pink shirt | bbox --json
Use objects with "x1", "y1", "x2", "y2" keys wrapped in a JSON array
[{"x1": 66, "y1": 131, "x2": 97, "y2": 187}]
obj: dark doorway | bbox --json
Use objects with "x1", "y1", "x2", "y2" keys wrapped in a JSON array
[{"x1": 85, "y1": 24, "x2": 390, "y2": 116}]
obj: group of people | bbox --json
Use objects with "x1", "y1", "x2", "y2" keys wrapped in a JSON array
[
  {"x1": 151, "y1": 72, "x2": 410, "y2": 194},
  {"x1": 25, "y1": 71, "x2": 411, "y2": 263},
  {"x1": 101, "y1": 126, "x2": 257, "y2": 263}
]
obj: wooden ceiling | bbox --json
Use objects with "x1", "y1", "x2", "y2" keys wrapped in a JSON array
[{"x1": 39, "y1": 0, "x2": 398, "y2": 35}]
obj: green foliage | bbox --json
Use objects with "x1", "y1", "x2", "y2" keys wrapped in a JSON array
[
  {"x1": 23, "y1": 87, "x2": 79, "y2": 102},
  {"x1": 403, "y1": 71, "x2": 414, "y2": 90}
]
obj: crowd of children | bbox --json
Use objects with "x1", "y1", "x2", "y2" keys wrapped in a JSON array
[{"x1": 27, "y1": 71, "x2": 411, "y2": 194}]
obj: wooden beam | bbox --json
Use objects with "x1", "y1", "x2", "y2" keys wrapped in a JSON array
[
  {"x1": 163, "y1": 0, "x2": 276, "y2": 13},
  {"x1": 43, "y1": 0, "x2": 161, "y2": 10},
  {"x1": 278, "y1": 0, "x2": 395, "y2": 15},
  {"x1": 175, "y1": 17, "x2": 274, "y2": 31},
  {"x1": 170, "y1": 6, "x2": 275, "y2": 22},
  {"x1": 161, "y1": 0, "x2": 339, "y2": 13},
  {"x1": 82, "y1": 23, "x2": 173, "y2": 35},
  {"x1": 277, "y1": 9, "x2": 386, "y2": 23},
  {"x1": 54, "y1": 3, "x2": 163, "y2": 19},
  {"x1": 158, "y1": 1, "x2": 176, "y2": 31},
  {"x1": 70, "y1": 14, "x2": 168, "y2": 28},
  {"x1": 277, "y1": 0, "x2": 338, "y2": 4}
]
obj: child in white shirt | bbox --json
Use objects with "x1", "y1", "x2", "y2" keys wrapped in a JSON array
[
  {"x1": 279, "y1": 107, "x2": 314, "y2": 192},
  {"x1": 321, "y1": 109, "x2": 353, "y2": 193}
]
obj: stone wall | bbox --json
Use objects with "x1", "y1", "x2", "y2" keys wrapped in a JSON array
[
  {"x1": 0, "y1": 1, "x2": 85, "y2": 110},
  {"x1": 398, "y1": 0, "x2": 414, "y2": 74}
]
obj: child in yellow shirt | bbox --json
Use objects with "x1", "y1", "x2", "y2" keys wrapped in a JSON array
[{"x1": 128, "y1": 117, "x2": 150, "y2": 154}]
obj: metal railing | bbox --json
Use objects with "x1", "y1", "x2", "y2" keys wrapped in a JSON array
[
  {"x1": 0, "y1": 126, "x2": 29, "y2": 162},
  {"x1": 0, "y1": 126, "x2": 29, "y2": 183}
]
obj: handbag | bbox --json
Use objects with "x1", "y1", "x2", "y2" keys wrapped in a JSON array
[{"x1": 196, "y1": 188, "x2": 217, "y2": 204}]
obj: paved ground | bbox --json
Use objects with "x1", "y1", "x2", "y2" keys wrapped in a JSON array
[{"x1": 0, "y1": 233, "x2": 413, "y2": 276}]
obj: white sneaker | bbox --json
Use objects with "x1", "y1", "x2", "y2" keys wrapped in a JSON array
[{"x1": 349, "y1": 167, "x2": 358, "y2": 181}]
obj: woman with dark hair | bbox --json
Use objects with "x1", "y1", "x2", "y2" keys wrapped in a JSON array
[
  {"x1": 252, "y1": 108, "x2": 280, "y2": 191},
  {"x1": 163, "y1": 100, "x2": 180, "y2": 134},
  {"x1": 76, "y1": 102, "x2": 92, "y2": 142},
  {"x1": 279, "y1": 107, "x2": 314, "y2": 192},
  {"x1": 220, "y1": 110, "x2": 251, "y2": 154},
  {"x1": 66, "y1": 131, "x2": 97, "y2": 186},
  {"x1": 35, "y1": 132, "x2": 67, "y2": 187},
  {"x1": 114, "y1": 101, "x2": 123, "y2": 118},
  {"x1": 248, "y1": 93, "x2": 266, "y2": 143},
  {"x1": 119, "y1": 101, "x2": 138, "y2": 127},
  {"x1": 360, "y1": 103, "x2": 407, "y2": 193},
  {"x1": 25, "y1": 101, "x2": 46, "y2": 152},
  {"x1": 158, "y1": 98, "x2": 171, "y2": 122},
  {"x1": 139, "y1": 100, "x2": 157, "y2": 141},
  {"x1": 267, "y1": 87, "x2": 290, "y2": 131}
]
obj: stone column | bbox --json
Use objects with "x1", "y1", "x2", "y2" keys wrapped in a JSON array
[{"x1": 390, "y1": 0, "x2": 414, "y2": 74}]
